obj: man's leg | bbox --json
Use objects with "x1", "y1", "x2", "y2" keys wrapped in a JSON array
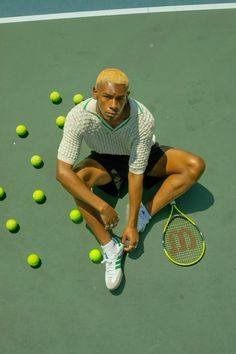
[
  {"x1": 145, "y1": 147, "x2": 205, "y2": 216},
  {"x1": 73, "y1": 158, "x2": 113, "y2": 244},
  {"x1": 73, "y1": 158, "x2": 124, "y2": 291}
]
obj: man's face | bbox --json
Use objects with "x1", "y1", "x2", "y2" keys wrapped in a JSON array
[{"x1": 93, "y1": 81, "x2": 129, "y2": 121}]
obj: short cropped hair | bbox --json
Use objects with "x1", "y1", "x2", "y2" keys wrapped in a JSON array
[{"x1": 95, "y1": 68, "x2": 129, "y2": 88}]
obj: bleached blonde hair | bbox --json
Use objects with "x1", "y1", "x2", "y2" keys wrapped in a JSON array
[{"x1": 95, "y1": 68, "x2": 129, "y2": 88}]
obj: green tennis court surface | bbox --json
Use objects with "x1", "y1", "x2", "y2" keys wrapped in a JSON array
[{"x1": 0, "y1": 8, "x2": 236, "y2": 354}]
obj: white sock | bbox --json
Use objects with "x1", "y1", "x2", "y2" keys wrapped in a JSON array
[
  {"x1": 101, "y1": 239, "x2": 116, "y2": 257},
  {"x1": 127, "y1": 203, "x2": 151, "y2": 221},
  {"x1": 140, "y1": 203, "x2": 151, "y2": 220}
]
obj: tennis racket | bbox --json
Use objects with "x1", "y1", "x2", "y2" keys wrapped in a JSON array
[{"x1": 162, "y1": 200, "x2": 205, "y2": 266}]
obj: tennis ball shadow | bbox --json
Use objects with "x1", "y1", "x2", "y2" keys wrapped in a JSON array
[
  {"x1": 52, "y1": 98, "x2": 62, "y2": 105},
  {"x1": 90, "y1": 256, "x2": 103, "y2": 264},
  {"x1": 71, "y1": 217, "x2": 83, "y2": 225},
  {"x1": 30, "y1": 259, "x2": 42, "y2": 269},
  {"x1": 8, "y1": 224, "x2": 20, "y2": 234},
  {"x1": 18, "y1": 131, "x2": 29, "y2": 138},
  {"x1": 35, "y1": 196, "x2": 47, "y2": 205},
  {"x1": 33, "y1": 161, "x2": 44, "y2": 169},
  {"x1": 0, "y1": 192, "x2": 6, "y2": 201}
]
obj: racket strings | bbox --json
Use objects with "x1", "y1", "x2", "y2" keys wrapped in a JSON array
[{"x1": 164, "y1": 216, "x2": 204, "y2": 265}]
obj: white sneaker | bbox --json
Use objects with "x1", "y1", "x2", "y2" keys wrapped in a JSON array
[
  {"x1": 137, "y1": 203, "x2": 151, "y2": 232},
  {"x1": 102, "y1": 238, "x2": 124, "y2": 291}
]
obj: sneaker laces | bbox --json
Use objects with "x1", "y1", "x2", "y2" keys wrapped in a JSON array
[{"x1": 102, "y1": 254, "x2": 116, "y2": 278}]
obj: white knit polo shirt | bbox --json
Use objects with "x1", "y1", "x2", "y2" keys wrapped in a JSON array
[{"x1": 57, "y1": 97, "x2": 156, "y2": 174}]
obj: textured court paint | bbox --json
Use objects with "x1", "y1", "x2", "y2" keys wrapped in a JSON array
[{"x1": 0, "y1": 8, "x2": 236, "y2": 354}]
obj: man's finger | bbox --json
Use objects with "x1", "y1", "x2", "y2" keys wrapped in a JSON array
[
  {"x1": 124, "y1": 241, "x2": 137, "y2": 252},
  {"x1": 123, "y1": 239, "x2": 129, "y2": 248}
]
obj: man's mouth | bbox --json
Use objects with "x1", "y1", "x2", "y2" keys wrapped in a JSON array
[{"x1": 106, "y1": 111, "x2": 117, "y2": 117}]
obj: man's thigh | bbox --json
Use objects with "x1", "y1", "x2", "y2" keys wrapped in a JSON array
[
  {"x1": 147, "y1": 146, "x2": 203, "y2": 178},
  {"x1": 73, "y1": 158, "x2": 112, "y2": 187}
]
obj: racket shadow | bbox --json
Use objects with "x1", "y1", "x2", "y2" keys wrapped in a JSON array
[{"x1": 129, "y1": 182, "x2": 214, "y2": 260}]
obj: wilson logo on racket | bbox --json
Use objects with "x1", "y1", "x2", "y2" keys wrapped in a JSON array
[{"x1": 167, "y1": 227, "x2": 197, "y2": 256}]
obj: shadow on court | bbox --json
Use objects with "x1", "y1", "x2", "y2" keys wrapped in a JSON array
[
  {"x1": 86, "y1": 182, "x2": 214, "y2": 295},
  {"x1": 130, "y1": 182, "x2": 214, "y2": 261},
  {"x1": 93, "y1": 180, "x2": 214, "y2": 221}
]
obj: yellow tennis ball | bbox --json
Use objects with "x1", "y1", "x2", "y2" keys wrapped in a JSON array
[
  {"x1": 32, "y1": 189, "x2": 45, "y2": 203},
  {"x1": 73, "y1": 94, "x2": 84, "y2": 105},
  {"x1": 27, "y1": 254, "x2": 40, "y2": 267},
  {"x1": 88, "y1": 248, "x2": 103, "y2": 263},
  {"x1": 69, "y1": 209, "x2": 82, "y2": 223},
  {"x1": 56, "y1": 115, "x2": 65, "y2": 128},
  {"x1": 16, "y1": 124, "x2": 28, "y2": 137},
  {"x1": 49, "y1": 91, "x2": 61, "y2": 103},
  {"x1": 0, "y1": 186, "x2": 6, "y2": 199},
  {"x1": 5, "y1": 218, "x2": 18, "y2": 232},
  {"x1": 30, "y1": 155, "x2": 43, "y2": 168}
]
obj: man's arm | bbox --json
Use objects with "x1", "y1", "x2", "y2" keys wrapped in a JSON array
[
  {"x1": 56, "y1": 159, "x2": 110, "y2": 216},
  {"x1": 122, "y1": 171, "x2": 144, "y2": 251}
]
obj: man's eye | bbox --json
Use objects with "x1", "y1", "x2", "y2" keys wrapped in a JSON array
[{"x1": 103, "y1": 95, "x2": 125, "y2": 101}]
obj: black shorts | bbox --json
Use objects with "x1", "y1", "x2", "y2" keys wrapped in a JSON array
[{"x1": 87, "y1": 143, "x2": 165, "y2": 196}]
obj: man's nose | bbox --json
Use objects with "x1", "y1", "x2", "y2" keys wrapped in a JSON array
[{"x1": 110, "y1": 98, "x2": 119, "y2": 110}]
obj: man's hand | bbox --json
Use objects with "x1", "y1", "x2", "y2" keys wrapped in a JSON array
[
  {"x1": 100, "y1": 203, "x2": 120, "y2": 230},
  {"x1": 122, "y1": 226, "x2": 139, "y2": 252}
]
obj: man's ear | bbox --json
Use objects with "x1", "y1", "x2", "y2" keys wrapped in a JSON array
[
  {"x1": 125, "y1": 91, "x2": 130, "y2": 102},
  {"x1": 93, "y1": 86, "x2": 98, "y2": 100}
]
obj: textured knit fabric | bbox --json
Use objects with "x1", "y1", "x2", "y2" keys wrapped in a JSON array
[{"x1": 57, "y1": 97, "x2": 156, "y2": 174}]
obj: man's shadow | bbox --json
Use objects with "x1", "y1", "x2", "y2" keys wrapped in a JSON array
[{"x1": 88, "y1": 180, "x2": 214, "y2": 295}]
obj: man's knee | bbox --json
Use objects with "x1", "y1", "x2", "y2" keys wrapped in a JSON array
[
  {"x1": 74, "y1": 159, "x2": 111, "y2": 188},
  {"x1": 76, "y1": 168, "x2": 94, "y2": 188},
  {"x1": 186, "y1": 155, "x2": 205, "y2": 181}
]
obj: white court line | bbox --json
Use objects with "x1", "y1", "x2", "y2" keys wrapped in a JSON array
[{"x1": 0, "y1": 3, "x2": 236, "y2": 24}]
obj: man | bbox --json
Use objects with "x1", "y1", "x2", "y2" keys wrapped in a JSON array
[{"x1": 56, "y1": 68, "x2": 205, "y2": 291}]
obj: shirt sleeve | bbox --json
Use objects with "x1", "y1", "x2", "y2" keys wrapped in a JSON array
[
  {"x1": 128, "y1": 110, "x2": 155, "y2": 174},
  {"x1": 57, "y1": 108, "x2": 83, "y2": 165}
]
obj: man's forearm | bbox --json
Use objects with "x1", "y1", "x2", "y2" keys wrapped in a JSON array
[{"x1": 127, "y1": 172, "x2": 144, "y2": 227}]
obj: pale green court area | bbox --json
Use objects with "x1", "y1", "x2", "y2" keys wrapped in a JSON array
[{"x1": 0, "y1": 9, "x2": 236, "y2": 354}]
